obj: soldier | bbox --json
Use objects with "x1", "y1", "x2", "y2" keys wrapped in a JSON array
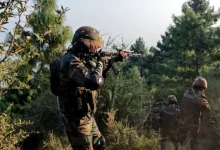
[
  {"x1": 50, "y1": 26, "x2": 127, "y2": 150},
  {"x1": 160, "y1": 95, "x2": 180, "y2": 150},
  {"x1": 179, "y1": 77, "x2": 210, "y2": 150},
  {"x1": 149, "y1": 101, "x2": 166, "y2": 131},
  {"x1": 143, "y1": 101, "x2": 164, "y2": 131}
]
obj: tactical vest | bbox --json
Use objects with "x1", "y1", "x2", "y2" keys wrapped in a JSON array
[
  {"x1": 161, "y1": 104, "x2": 179, "y2": 130},
  {"x1": 57, "y1": 53, "x2": 99, "y2": 117},
  {"x1": 180, "y1": 89, "x2": 202, "y2": 125}
]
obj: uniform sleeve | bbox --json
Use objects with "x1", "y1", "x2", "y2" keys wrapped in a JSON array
[
  {"x1": 61, "y1": 54, "x2": 104, "y2": 90},
  {"x1": 68, "y1": 56, "x2": 89, "y2": 86}
]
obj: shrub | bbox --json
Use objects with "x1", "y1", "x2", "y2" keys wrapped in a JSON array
[
  {"x1": 43, "y1": 132, "x2": 71, "y2": 150},
  {"x1": 0, "y1": 106, "x2": 30, "y2": 150},
  {"x1": 105, "y1": 110, "x2": 159, "y2": 150}
]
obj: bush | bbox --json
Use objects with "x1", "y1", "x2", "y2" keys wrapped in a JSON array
[
  {"x1": 42, "y1": 132, "x2": 71, "y2": 150},
  {"x1": 202, "y1": 72, "x2": 220, "y2": 148},
  {"x1": 0, "y1": 106, "x2": 30, "y2": 150},
  {"x1": 105, "y1": 111, "x2": 159, "y2": 150},
  {"x1": 99, "y1": 66, "x2": 153, "y2": 125},
  {"x1": 23, "y1": 90, "x2": 59, "y2": 133},
  {"x1": 20, "y1": 90, "x2": 62, "y2": 149}
]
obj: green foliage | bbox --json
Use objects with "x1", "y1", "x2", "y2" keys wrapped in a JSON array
[
  {"x1": 99, "y1": 66, "x2": 152, "y2": 125},
  {"x1": 0, "y1": 0, "x2": 35, "y2": 94},
  {"x1": 27, "y1": 0, "x2": 72, "y2": 63},
  {"x1": 23, "y1": 90, "x2": 59, "y2": 133},
  {"x1": 137, "y1": 0, "x2": 220, "y2": 104},
  {"x1": 198, "y1": 67, "x2": 220, "y2": 148},
  {"x1": 126, "y1": 37, "x2": 149, "y2": 78},
  {"x1": 2, "y1": 0, "x2": 220, "y2": 149},
  {"x1": 105, "y1": 115, "x2": 159, "y2": 150},
  {"x1": 148, "y1": 0, "x2": 220, "y2": 90},
  {"x1": 2, "y1": 0, "x2": 72, "y2": 113},
  {"x1": 0, "y1": 106, "x2": 31, "y2": 150},
  {"x1": 130, "y1": 37, "x2": 148, "y2": 55}
]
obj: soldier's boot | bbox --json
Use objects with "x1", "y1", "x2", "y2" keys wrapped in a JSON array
[
  {"x1": 160, "y1": 139, "x2": 166, "y2": 150},
  {"x1": 190, "y1": 138, "x2": 198, "y2": 150}
]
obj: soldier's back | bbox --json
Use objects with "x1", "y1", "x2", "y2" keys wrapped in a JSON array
[
  {"x1": 161, "y1": 104, "x2": 179, "y2": 130},
  {"x1": 180, "y1": 89, "x2": 199, "y2": 118}
]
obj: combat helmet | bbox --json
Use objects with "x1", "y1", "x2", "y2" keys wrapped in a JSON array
[
  {"x1": 167, "y1": 95, "x2": 177, "y2": 104},
  {"x1": 71, "y1": 26, "x2": 102, "y2": 53},
  {"x1": 193, "y1": 77, "x2": 207, "y2": 89}
]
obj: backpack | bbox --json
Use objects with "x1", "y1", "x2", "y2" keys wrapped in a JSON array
[
  {"x1": 161, "y1": 105, "x2": 179, "y2": 130},
  {"x1": 50, "y1": 58, "x2": 61, "y2": 96}
]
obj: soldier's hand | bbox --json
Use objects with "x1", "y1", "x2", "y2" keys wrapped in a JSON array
[
  {"x1": 119, "y1": 51, "x2": 128, "y2": 59},
  {"x1": 115, "y1": 50, "x2": 128, "y2": 62}
]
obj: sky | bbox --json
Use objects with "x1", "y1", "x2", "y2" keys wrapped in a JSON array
[
  {"x1": 1, "y1": 0, "x2": 220, "y2": 47},
  {"x1": 57, "y1": 0, "x2": 220, "y2": 47}
]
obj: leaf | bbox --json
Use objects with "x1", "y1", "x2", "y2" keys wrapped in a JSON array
[
  {"x1": 65, "y1": 7, "x2": 70, "y2": 11},
  {"x1": 1, "y1": 21, "x2": 9, "y2": 25},
  {"x1": 8, "y1": 13, "x2": 14, "y2": 17},
  {"x1": 0, "y1": 2, "x2": 5, "y2": 8},
  {"x1": 0, "y1": 12, "x2": 4, "y2": 18},
  {"x1": 19, "y1": 1, "x2": 23, "y2": 8},
  {"x1": 55, "y1": 10, "x2": 61, "y2": 14}
]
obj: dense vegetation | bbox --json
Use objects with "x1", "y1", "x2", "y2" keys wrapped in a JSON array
[{"x1": 1, "y1": 0, "x2": 220, "y2": 149}]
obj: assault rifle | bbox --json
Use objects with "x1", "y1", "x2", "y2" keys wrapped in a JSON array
[{"x1": 91, "y1": 48, "x2": 141, "y2": 75}]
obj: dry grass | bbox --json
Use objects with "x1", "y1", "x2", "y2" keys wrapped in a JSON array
[{"x1": 42, "y1": 132, "x2": 71, "y2": 150}]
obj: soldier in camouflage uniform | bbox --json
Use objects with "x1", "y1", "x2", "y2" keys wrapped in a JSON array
[
  {"x1": 144, "y1": 101, "x2": 167, "y2": 131},
  {"x1": 179, "y1": 77, "x2": 210, "y2": 150},
  {"x1": 52, "y1": 26, "x2": 127, "y2": 150},
  {"x1": 160, "y1": 95, "x2": 180, "y2": 150}
]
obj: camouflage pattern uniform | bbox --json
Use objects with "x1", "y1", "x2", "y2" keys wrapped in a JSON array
[
  {"x1": 145, "y1": 101, "x2": 167, "y2": 131},
  {"x1": 179, "y1": 77, "x2": 210, "y2": 150},
  {"x1": 57, "y1": 26, "x2": 106, "y2": 150},
  {"x1": 160, "y1": 95, "x2": 180, "y2": 150}
]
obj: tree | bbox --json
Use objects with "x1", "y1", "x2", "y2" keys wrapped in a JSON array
[
  {"x1": 0, "y1": 0, "x2": 40, "y2": 148},
  {"x1": 153, "y1": 0, "x2": 220, "y2": 87},
  {"x1": 98, "y1": 66, "x2": 152, "y2": 125},
  {"x1": 2, "y1": 0, "x2": 72, "y2": 113},
  {"x1": 130, "y1": 37, "x2": 148, "y2": 55},
  {"x1": 123, "y1": 37, "x2": 149, "y2": 77},
  {"x1": 0, "y1": 0, "x2": 35, "y2": 94}
]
